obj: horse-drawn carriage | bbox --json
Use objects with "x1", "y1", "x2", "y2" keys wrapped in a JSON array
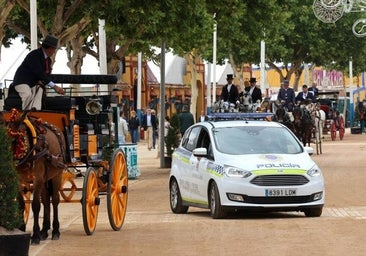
[
  {"x1": 318, "y1": 91, "x2": 345, "y2": 141},
  {"x1": 1, "y1": 74, "x2": 129, "y2": 244}
]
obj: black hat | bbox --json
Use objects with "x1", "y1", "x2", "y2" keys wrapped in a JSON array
[
  {"x1": 283, "y1": 80, "x2": 289, "y2": 84},
  {"x1": 226, "y1": 74, "x2": 234, "y2": 80},
  {"x1": 250, "y1": 77, "x2": 256, "y2": 83},
  {"x1": 42, "y1": 35, "x2": 58, "y2": 48}
]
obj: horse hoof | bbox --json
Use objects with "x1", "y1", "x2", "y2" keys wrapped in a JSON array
[
  {"x1": 31, "y1": 237, "x2": 41, "y2": 245},
  {"x1": 40, "y1": 232, "x2": 48, "y2": 241},
  {"x1": 52, "y1": 233, "x2": 60, "y2": 240}
]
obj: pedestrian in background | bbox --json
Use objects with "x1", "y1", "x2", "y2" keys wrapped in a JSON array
[
  {"x1": 128, "y1": 110, "x2": 140, "y2": 143},
  {"x1": 151, "y1": 109, "x2": 158, "y2": 149},
  {"x1": 142, "y1": 108, "x2": 157, "y2": 150},
  {"x1": 118, "y1": 111, "x2": 128, "y2": 144},
  {"x1": 179, "y1": 105, "x2": 194, "y2": 136},
  {"x1": 164, "y1": 116, "x2": 170, "y2": 140}
]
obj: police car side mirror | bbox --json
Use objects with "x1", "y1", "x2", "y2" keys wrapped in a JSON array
[
  {"x1": 193, "y1": 147, "x2": 207, "y2": 157},
  {"x1": 304, "y1": 146, "x2": 313, "y2": 155}
]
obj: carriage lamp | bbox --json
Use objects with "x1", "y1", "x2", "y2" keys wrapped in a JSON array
[{"x1": 86, "y1": 97, "x2": 102, "y2": 115}]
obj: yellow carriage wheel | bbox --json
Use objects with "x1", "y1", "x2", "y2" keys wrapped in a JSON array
[
  {"x1": 339, "y1": 117, "x2": 345, "y2": 140},
  {"x1": 107, "y1": 148, "x2": 128, "y2": 231},
  {"x1": 82, "y1": 167, "x2": 100, "y2": 235},
  {"x1": 59, "y1": 171, "x2": 77, "y2": 202}
]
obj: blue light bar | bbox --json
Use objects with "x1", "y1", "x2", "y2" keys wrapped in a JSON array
[{"x1": 207, "y1": 112, "x2": 274, "y2": 121}]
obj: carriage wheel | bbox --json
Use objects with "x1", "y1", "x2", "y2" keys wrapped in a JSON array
[
  {"x1": 59, "y1": 171, "x2": 77, "y2": 202},
  {"x1": 82, "y1": 167, "x2": 100, "y2": 235},
  {"x1": 330, "y1": 121, "x2": 337, "y2": 141},
  {"x1": 107, "y1": 148, "x2": 128, "y2": 231},
  {"x1": 339, "y1": 117, "x2": 345, "y2": 140},
  {"x1": 22, "y1": 191, "x2": 31, "y2": 224}
]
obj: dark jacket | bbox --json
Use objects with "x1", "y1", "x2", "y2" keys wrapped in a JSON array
[
  {"x1": 278, "y1": 88, "x2": 296, "y2": 105},
  {"x1": 13, "y1": 48, "x2": 52, "y2": 87},
  {"x1": 178, "y1": 111, "x2": 195, "y2": 134},
  {"x1": 250, "y1": 86, "x2": 262, "y2": 103},
  {"x1": 220, "y1": 84, "x2": 239, "y2": 104},
  {"x1": 128, "y1": 116, "x2": 140, "y2": 130},
  {"x1": 142, "y1": 114, "x2": 157, "y2": 131},
  {"x1": 308, "y1": 87, "x2": 319, "y2": 98},
  {"x1": 295, "y1": 91, "x2": 315, "y2": 103}
]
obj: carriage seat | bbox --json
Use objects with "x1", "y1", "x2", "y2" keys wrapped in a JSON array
[
  {"x1": 3, "y1": 84, "x2": 73, "y2": 112},
  {"x1": 3, "y1": 83, "x2": 22, "y2": 111}
]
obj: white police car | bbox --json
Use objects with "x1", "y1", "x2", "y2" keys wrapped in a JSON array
[{"x1": 169, "y1": 113, "x2": 324, "y2": 219}]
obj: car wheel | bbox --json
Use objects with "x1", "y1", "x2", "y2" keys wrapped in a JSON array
[
  {"x1": 304, "y1": 207, "x2": 323, "y2": 217},
  {"x1": 170, "y1": 179, "x2": 188, "y2": 214},
  {"x1": 209, "y1": 182, "x2": 226, "y2": 219}
]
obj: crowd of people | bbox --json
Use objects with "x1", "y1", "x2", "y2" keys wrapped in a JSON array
[
  {"x1": 220, "y1": 73, "x2": 321, "y2": 113},
  {"x1": 116, "y1": 104, "x2": 197, "y2": 150}
]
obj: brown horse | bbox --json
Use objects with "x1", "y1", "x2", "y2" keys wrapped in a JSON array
[
  {"x1": 292, "y1": 106, "x2": 313, "y2": 147},
  {"x1": 6, "y1": 109, "x2": 66, "y2": 245},
  {"x1": 274, "y1": 104, "x2": 295, "y2": 133}
]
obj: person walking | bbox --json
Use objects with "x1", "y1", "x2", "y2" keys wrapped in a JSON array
[
  {"x1": 358, "y1": 102, "x2": 366, "y2": 133},
  {"x1": 179, "y1": 105, "x2": 195, "y2": 136},
  {"x1": 118, "y1": 112, "x2": 128, "y2": 145},
  {"x1": 164, "y1": 116, "x2": 170, "y2": 140},
  {"x1": 142, "y1": 108, "x2": 157, "y2": 150},
  {"x1": 151, "y1": 109, "x2": 158, "y2": 149},
  {"x1": 128, "y1": 110, "x2": 140, "y2": 143},
  {"x1": 11, "y1": 35, "x2": 64, "y2": 110},
  {"x1": 220, "y1": 74, "x2": 239, "y2": 105}
]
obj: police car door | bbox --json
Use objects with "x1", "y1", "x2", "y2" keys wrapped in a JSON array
[
  {"x1": 190, "y1": 128, "x2": 212, "y2": 205},
  {"x1": 179, "y1": 126, "x2": 201, "y2": 201}
]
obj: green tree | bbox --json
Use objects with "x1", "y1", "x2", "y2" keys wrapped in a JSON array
[
  {"x1": 165, "y1": 113, "x2": 180, "y2": 157},
  {"x1": 0, "y1": 122, "x2": 22, "y2": 230}
]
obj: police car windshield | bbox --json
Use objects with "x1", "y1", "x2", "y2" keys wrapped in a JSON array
[{"x1": 212, "y1": 126, "x2": 302, "y2": 154}]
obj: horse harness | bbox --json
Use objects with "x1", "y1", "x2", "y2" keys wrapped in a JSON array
[{"x1": 6, "y1": 109, "x2": 66, "y2": 169}]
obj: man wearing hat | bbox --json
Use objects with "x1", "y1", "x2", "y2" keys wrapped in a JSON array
[
  {"x1": 11, "y1": 34, "x2": 64, "y2": 110},
  {"x1": 248, "y1": 77, "x2": 262, "y2": 103},
  {"x1": 277, "y1": 79, "x2": 295, "y2": 111},
  {"x1": 220, "y1": 74, "x2": 239, "y2": 105}
]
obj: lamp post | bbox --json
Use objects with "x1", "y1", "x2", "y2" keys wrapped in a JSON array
[
  {"x1": 349, "y1": 58, "x2": 354, "y2": 127},
  {"x1": 30, "y1": 0, "x2": 37, "y2": 50},
  {"x1": 212, "y1": 14, "x2": 217, "y2": 103}
]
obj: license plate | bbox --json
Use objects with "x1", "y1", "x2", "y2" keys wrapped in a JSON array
[{"x1": 265, "y1": 188, "x2": 297, "y2": 197}]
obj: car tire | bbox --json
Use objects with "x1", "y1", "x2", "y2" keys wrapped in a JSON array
[
  {"x1": 170, "y1": 178, "x2": 189, "y2": 214},
  {"x1": 304, "y1": 207, "x2": 323, "y2": 217},
  {"x1": 209, "y1": 182, "x2": 226, "y2": 219}
]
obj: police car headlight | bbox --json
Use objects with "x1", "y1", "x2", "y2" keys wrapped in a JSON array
[
  {"x1": 224, "y1": 165, "x2": 252, "y2": 178},
  {"x1": 307, "y1": 165, "x2": 321, "y2": 177}
]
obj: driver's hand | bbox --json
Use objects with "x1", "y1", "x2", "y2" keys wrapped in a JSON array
[{"x1": 54, "y1": 85, "x2": 65, "y2": 95}]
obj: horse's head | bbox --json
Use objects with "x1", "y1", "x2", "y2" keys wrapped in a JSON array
[{"x1": 275, "y1": 107, "x2": 287, "y2": 122}]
